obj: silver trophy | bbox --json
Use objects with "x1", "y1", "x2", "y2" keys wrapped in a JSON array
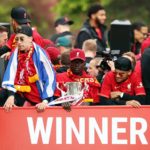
[
  {"x1": 65, "y1": 82, "x2": 82, "y2": 95},
  {"x1": 48, "y1": 81, "x2": 89, "y2": 105}
]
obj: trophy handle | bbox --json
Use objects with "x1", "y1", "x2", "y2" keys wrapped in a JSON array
[
  {"x1": 57, "y1": 83, "x2": 66, "y2": 97},
  {"x1": 82, "y1": 81, "x2": 89, "y2": 92}
]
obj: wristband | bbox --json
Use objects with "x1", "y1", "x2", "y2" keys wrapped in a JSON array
[{"x1": 42, "y1": 100, "x2": 48, "y2": 104}]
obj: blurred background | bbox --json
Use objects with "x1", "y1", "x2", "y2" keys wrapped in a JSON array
[{"x1": 0, "y1": 0, "x2": 150, "y2": 38}]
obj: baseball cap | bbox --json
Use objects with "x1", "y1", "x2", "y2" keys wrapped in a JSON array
[
  {"x1": 16, "y1": 25, "x2": 32, "y2": 37},
  {"x1": 56, "y1": 37, "x2": 72, "y2": 47},
  {"x1": 54, "y1": 17, "x2": 74, "y2": 27},
  {"x1": 115, "y1": 57, "x2": 132, "y2": 71},
  {"x1": 70, "y1": 49, "x2": 85, "y2": 61},
  {"x1": 11, "y1": 7, "x2": 31, "y2": 24}
]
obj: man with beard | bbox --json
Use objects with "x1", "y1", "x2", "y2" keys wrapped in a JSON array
[
  {"x1": 54, "y1": 48, "x2": 101, "y2": 107},
  {"x1": 99, "y1": 57, "x2": 146, "y2": 107},
  {"x1": 131, "y1": 21, "x2": 148, "y2": 56},
  {"x1": 0, "y1": 6, "x2": 53, "y2": 57},
  {"x1": 75, "y1": 4, "x2": 107, "y2": 56}
]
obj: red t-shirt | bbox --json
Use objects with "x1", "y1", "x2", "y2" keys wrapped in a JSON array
[
  {"x1": 23, "y1": 83, "x2": 41, "y2": 104},
  {"x1": 100, "y1": 71, "x2": 145, "y2": 98},
  {"x1": 134, "y1": 60, "x2": 141, "y2": 79},
  {"x1": 54, "y1": 70, "x2": 101, "y2": 103},
  {"x1": 6, "y1": 33, "x2": 16, "y2": 50},
  {"x1": 14, "y1": 47, "x2": 41, "y2": 104},
  {"x1": 141, "y1": 37, "x2": 150, "y2": 54}
]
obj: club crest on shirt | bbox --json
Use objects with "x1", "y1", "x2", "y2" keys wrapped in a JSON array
[
  {"x1": 76, "y1": 52, "x2": 79, "y2": 57},
  {"x1": 127, "y1": 83, "x2": 131, "y2": 90},
  {"x1": 137, "y1": 82, "x2": 143, "y2": 88},
  {"x1": 114, "y1": 86, "x2": 120, "y2": 90}
]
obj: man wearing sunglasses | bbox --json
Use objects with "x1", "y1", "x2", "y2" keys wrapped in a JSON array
[
  {"x1": 100, "y1": 57, "x2": 146, "y2": 107},
  {"x1": 0, "y1": 25, "x2": 56, "y2": 112}
]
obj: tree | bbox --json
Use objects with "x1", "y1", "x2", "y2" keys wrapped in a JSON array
[{"x1": 0, "y1": 0, "x2": 150, "y2": 37}]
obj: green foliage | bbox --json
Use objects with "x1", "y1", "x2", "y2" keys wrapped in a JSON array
[
  {"x1": 0, "y1": 0, "x2": 150, "y2": 37},
  {"x1": 0, "y1": 0, "x2": 29, "y2": 32},
  {"x1": 104, "y1": 0, "x2": 150, "y2": 27},
  {"x1": 54, "y1": 0, "x2": 99, "y2": 15},
  {"x1": 53, "y1": 0, "x2": 150, "y2": 33}
]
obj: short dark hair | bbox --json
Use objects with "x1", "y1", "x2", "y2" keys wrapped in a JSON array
[
  {"x1": 132, "y1": 21, "x2": 146, "y2": 31},
  {"x1": 0, "y1": 26, "x2": 8, "y2": 33},
  {"x1": 87, "y1": 4, "x2": 105, "y2": 18},
  {"x1": 60, "y1": 51, "x2": 70, "y2": 65}
]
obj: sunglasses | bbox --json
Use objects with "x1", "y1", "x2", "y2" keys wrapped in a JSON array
[{"x1": 15, "y1": 36, "x2": 25, "y2": 42}]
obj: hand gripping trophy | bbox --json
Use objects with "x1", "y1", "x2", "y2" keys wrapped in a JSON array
[{"x1": 48, "y1": 82, "x2": 89, "y2": 106}]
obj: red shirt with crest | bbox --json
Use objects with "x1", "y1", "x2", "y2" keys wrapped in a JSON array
[
  {"x1": 54, "y1": 69, "x2": 101, "y2": 103},
  {"x1": 100, "y1": 71, "x2": 145, "y2": 98}
]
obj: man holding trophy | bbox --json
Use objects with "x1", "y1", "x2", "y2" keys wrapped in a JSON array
[{"x1": 53, "y1": 49, "x2": 101, "y2": 109}]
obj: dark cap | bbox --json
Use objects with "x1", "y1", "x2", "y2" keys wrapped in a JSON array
[
  {"x1": 54, "y1": 17, "x2": 74, "y2": 27},
  {"x1": 87, "y1": 4, "x2": 105, "y2": 18},
  {"x1": 11, "y1": 7, "x2": 31, "y2": 24},
  {"x1": 16, "y1": 25, "x2": 32, "y2": 37},
  {"x1": 115, "y1": 57, "x2": 132, "y2": 71},
  {"x1": 70, "y1": 48, "x2": 85, "y2": 61}
]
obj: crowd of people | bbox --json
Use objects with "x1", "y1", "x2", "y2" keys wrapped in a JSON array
[{"x1": 0, "y1": 3, "x2": 150, "y2": 112}]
